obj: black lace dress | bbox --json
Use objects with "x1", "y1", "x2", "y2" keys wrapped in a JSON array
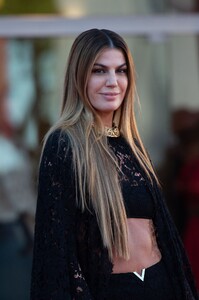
[{"x1": 30, "y1": 130, "x2": 198, "y2": 300}]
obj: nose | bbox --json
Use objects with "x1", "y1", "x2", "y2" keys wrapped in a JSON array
[{"x1": 106, "y1": 72, "x2": 118, "y2": 87}]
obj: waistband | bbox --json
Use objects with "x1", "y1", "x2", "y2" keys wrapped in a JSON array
[{"x1": 111, "y1": 259, "x2": 163, "y2": 282}]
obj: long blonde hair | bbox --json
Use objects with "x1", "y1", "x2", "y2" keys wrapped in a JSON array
[{"x1": 45, "y1": 29, "x2": 158, "y2": 260}]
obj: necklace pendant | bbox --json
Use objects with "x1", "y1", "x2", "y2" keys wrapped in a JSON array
[{"x1": 104, "y1": 125, "x2": 120, "y2": 137}]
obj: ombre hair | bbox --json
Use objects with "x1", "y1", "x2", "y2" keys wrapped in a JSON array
[{"x1": 45, "y1": 29, "x2": 158, "y2": 260}]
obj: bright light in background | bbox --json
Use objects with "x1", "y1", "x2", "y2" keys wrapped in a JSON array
[
  {"x1": 65, "y1": 4, "x2": 86, "y2": 17},
  {"x1": 0, "y1": 0, "x2": 4, "y2": 9},
  {"x1": 56, "y1": 0, "x2": 86, "y2": 17}
]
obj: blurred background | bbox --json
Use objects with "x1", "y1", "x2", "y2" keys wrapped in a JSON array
[{"x1": 0, "y1": 0, "x2": 199, "y2": 299}]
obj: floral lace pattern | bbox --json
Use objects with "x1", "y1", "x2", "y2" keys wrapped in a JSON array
[
  {"x1": 31, "y1": 131, "x2": 93, "y2": 299},
  {"x1": 109, "y1": 137, "x2": 155, "y2": 219}
]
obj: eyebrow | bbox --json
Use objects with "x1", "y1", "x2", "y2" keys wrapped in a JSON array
[{"x1": 93, "y1": 63, "x2": 127, "y2": 68}]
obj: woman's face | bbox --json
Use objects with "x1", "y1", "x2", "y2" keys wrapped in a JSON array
[{"x1": 87, "y1": 48, "x2": 128, "y2": 126}]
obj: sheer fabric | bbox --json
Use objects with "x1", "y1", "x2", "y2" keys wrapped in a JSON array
[{"x1": 109, "y1": 137, "x2": 155, "y2": 218}]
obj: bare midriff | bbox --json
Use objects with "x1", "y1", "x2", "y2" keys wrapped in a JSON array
[{"x1": 112, "y1": 218, "x2": 162, "y2": 275}]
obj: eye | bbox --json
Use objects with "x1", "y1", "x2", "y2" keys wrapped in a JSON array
[
  {"x1": 117, "y1": 68, "x2": 127, "y2": 74},
  {"x1": 92, "y1": 68, "x2": 106, "y2": 74}
]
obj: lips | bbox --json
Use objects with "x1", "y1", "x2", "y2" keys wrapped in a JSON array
[
  {"x1": 101, "y1": 92, "x2": 120, "y2": 96},
  {"x1": 99, "y1": 92, "x2": 120, "y2": 100},
  {"x1": 100, "y1": 93, "x2": 120, "y2": 101}
]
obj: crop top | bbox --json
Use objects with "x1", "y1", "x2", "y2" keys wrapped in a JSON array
[{"x1": 108, "y1": 136, "x2": 155, "y2": 219}]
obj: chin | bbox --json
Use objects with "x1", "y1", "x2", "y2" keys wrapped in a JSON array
[{"x1": 104, "y1": 104, "x2": 121, "y2": 111}]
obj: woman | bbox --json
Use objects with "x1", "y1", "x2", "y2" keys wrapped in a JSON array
[{"x1": 31, "y1": 29, "x2": 198, "y2": 299}]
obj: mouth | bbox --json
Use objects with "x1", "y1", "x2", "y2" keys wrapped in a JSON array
[
  {"x1": 100, "y1": 92, "x2": 120, "y2": 96},
  {"x1": 99, "y1": 92, "x2": 120, "y2": 101}
]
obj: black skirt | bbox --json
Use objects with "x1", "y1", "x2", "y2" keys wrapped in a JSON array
[{"x1": 104, "y1": 260, "x2": 176, "y2": 300}]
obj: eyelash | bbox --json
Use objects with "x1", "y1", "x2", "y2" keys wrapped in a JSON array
[
  {"x1": 92, "y1": 68, "x2": 127, "y2": 74},
  {"x1": 118, "y1": 68, "x2": 127, "y2": 74},
  {"x1": 92, "y1": 69, "x2": 105, "y2": 74}
]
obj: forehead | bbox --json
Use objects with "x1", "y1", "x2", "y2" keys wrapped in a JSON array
[{"x1": 94, "y1": 48, "x2": 126, "y2": 65}]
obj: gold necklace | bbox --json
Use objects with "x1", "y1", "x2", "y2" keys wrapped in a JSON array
[{"x1": 104, "y1": 124, "x2": 120, "y2": 137}]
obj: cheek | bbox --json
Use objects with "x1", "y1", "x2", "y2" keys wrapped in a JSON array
[
  {"x1": 121, "y1": 79, "x2": 128, "y2": 95},
  {"x1": 87, "y1": 80, "x2": 93, "y2": 100},
  {"x1": 126, "y1": 76, "x2": 129, "y2": 88},
  {"x1": 87, "y1": 81, "x2": 97, "y2": 106},
  {"x1": 125, "y1": 77, "x2": 128, "y2": 88},
  {"x1": 87, "y1": 78, "x2": 102, "y2": 98}
]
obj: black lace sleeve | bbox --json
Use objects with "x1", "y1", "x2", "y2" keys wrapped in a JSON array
[{"x1": 31, "y1": 130, "x2": 92, "y2": 300}]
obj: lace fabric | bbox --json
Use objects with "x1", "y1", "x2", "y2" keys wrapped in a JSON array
[
  {"x1": 108, "y1": 137, "x2": 155, "y2": 219},
  {"x1": 31, "y1": 131, "x2": 92, "y2": 299},
  {"x1": 31, "y1": 130, "x2": 198, "y2": 300}
]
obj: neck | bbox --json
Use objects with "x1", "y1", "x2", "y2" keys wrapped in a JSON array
[{"x1": 97, "y1": 111, "x2": 114, "y2": 127}]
